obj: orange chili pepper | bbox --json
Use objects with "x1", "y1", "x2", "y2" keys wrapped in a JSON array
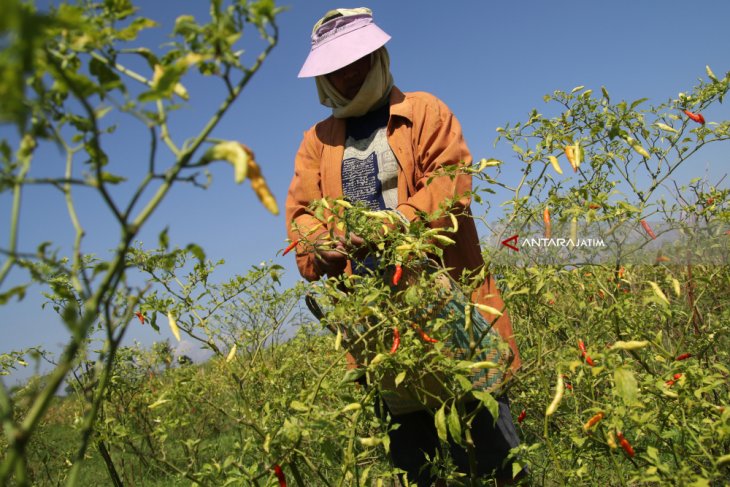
[
  {"x1": 272, "y1": 464, "x2": 287, "y2": 487},
  {"x1": 392, "y1": 264, "x2": 403, "y2": 286},
  {"x1": 543, "y1": 207, "x2": 551, "y2": 239},
  {"x1": 640, "y1": 219, "x2": 656, "y2": 240},
  {"x1": 587, "y1": 203, "x2": 601, "y2": 210},
  {"x1": 564, "y1": 145, "x2": 578, "y2": 172},
  {"x1": 134, "y1": 312, "x2": 145, "y2": 324},
  {"x1": 412, "y1": 324, "x2": 438, "y2": 343},
  {"x1": 583, "y1": 412, "x2": 604, "y2": 432},
  {"x1": 616, "y1": 431, "x2": 635, "y2": 457},
  {"x1": 683, "y1": 109, "x2": 706, "y2": 125},
  {"x1": 282, "y1": 239, "x2": 299, "y2": 256},
  {"x1": 390, "y1": 327, "x2": 401, "y2": 354}
]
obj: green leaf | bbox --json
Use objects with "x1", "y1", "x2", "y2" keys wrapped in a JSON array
[
  {"x1": 117, "y1": 17, "x2": 158, "y2": 41},
  {"x1": 100, "y1": 171, "x2": 126, "y2": 184},
  {"x1": 186, "y1": 243, "x2": 206, "y2": 263},
  {"x1": 434, "y1": 404, "x2": 448, "y2": 443},
  {"x1": 340, "y1": 368, "x2": 365, "y2": 385},
  {"x1": 614, "y1": 367, "x2": 640, "y2": 406},
  {"x1": 289, "y1": 400, "x2": 309, "y2": 412},
  {"x1": 447, "y1": 404, "x2": 463, "y2": 446},
  {"x1": 630, "y1": 97, "x2": 648, "y2": 110},
  {"x1": 0, "y1": 285, "x2": 28, "y2": 305},
  {"x1": 158, "y1": 227, "x2": 169, "y2": 250},
  {"x1": 471, "y1": 390, "x2": 499, "y2": 425}
]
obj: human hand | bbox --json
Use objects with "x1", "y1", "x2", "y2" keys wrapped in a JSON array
[{"x1": 312, "y1": 237, "x2": 348, "y2": 277}]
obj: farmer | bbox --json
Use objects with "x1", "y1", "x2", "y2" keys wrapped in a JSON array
[{"x1": 285, "y1": 7, "x2": 524, "y2": 486}]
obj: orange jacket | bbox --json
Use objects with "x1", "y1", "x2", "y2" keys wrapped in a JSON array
[{"x1": 285, "y1": 86, "x2": 520, "y2": 372}]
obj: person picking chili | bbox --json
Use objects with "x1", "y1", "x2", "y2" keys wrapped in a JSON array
[{"x1": 285, "y1": 8, "x2": 523, "y2": 486}]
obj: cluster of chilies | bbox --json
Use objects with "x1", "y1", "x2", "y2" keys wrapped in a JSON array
[
  {"x1": 389, "y1": 324, "x2": 438, "y2": 354},
  {"x1": 514, "y1": 346, "x2": 695, "y2": 460}
]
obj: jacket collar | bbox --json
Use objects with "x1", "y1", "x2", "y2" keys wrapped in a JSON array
[{"x1": 388, "y1": 86, "x2": 413, "y2": 122}]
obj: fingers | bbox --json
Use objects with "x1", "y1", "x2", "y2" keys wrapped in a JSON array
[{"x1": 313, "y1": 240, "x2": 348, "y2": 277}]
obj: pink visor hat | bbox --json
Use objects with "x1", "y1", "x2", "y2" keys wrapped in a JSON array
[{"x1": 298, "y1": 12, "x2": 391, "y2": 78}]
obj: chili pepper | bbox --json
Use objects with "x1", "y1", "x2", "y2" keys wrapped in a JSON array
[
  {"x1": 706, "y1": 197, "x2": 715, "y2": 205},
  {"x1": 390, "y1": 327, "x2": 401, "y2": 354},
  {"x1": 272, "y1": 464, "x2": 287, "y2": 487},
  {"x1": 562, "y1": 374, "x2": 573, "y2": 391},
  {"x1": 543, "y1": 207, "x2": 551, "y2": 239},
  {"x1": 655, "y1": 255, "x2": 670, "y2": 263},
  {"x1": 607, "y1": 431, "x2": 617, "y2": 450},
  {"x1": 244, "y1": 150, "x2": 279, "y2": 215},
  {"x1": 578, "y1": 340, "x2": 595, "y2": 366},
  {"x1": 583, "y1": 412, "x2": 604, "y2": 432},
  {"x1": 412, "y1": 324, "x2": 439, "y2": 343},
  {"x1": 616, "y1": 431, "x2": 635, "y2": 457},
  {"x1": 135, "y1": 312, "x2": 145, "y2": 324},
  {"x1": 588, "y1": 203, "x2": 601, "y2": 210},
  {"x1": 545, "y1": 372, "x2": 565, "y2": 416},
  {"x1": 675, "y1": 353, "x2": 692, "y2": 361},
  {"x1": 517, "y1": 409, "x2": 527, "y2": 424},
  {"x1": 683, "y1": 109, "x2": 706, "y2": 125},
  {"x1": 640, "y1": 219, "x2": 656, "y2": 240},
  {"x1": 392, "y1": 264, "x2": 403, "y2": 286},
  {"x1": 565, "y1": 145, "x2": 578, "y2": 172},
  {"x1": 666, "y1": 373, "x2": 683, "y2": 387},
  {"x1": 282, "y1": 239, "x2": 298, "y2": 256},
  {"x1": 548, "y1": 155, "x2": 563, "y2": 175}
]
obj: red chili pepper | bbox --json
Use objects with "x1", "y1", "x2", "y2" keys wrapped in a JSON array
[
  {"x1": 272, "y1": 464, "x2": 287, "y2": 487},
  {"x1": 683, "y1": 109, "x2": 706, "y2": 125},
  {"x1": 412, "y1": 324, "x2": 438, "y2": 343},
  {"x1": 666, "y1": 373, "x2": 683, "y2": 387},
  {"x1": 392, "y1": 264, "x2": 403, "y2": 286},
  {"x1": 517, "y1": 409, "x2": 526, "y2": 423},
  {"x1": 282, "y1": 239, "x2": 299, "y2": 256},
  {"x1": 640, "y1": 219, "x2": 656, "y2": 240},
  {"x1": 135, "y1": 312, "x2": 145, "y2": 324},
  {"x1": 578, "y1": 340, "x2": 595, "y2": 366},
  {"x1": 587, "y1": 203, "x2": 601, "y2": 210},
  {"x1": 562, "y1": 375, "x2": 573, "y2": 390},
  {"x1": 615, "y1": 431, "x2": 635, "y2": 457},
  {"x1": 675, "y1": 353, "x2": 692, "y2": 361},
  {"x1": 390, "y1": 327, "x2": 401, "y2": 354}
]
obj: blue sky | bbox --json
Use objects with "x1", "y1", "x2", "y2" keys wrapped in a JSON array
[{"x1": 2, "y1": 1, "x2": 729, "y2": 385}]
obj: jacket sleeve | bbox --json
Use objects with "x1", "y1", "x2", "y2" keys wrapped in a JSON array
[
  {"x1": 395, "y1": 94, "x2": 473, "y2": 228},
  {"x1": 285, "y1": 126, "x2": 327, "y2": 281}
]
